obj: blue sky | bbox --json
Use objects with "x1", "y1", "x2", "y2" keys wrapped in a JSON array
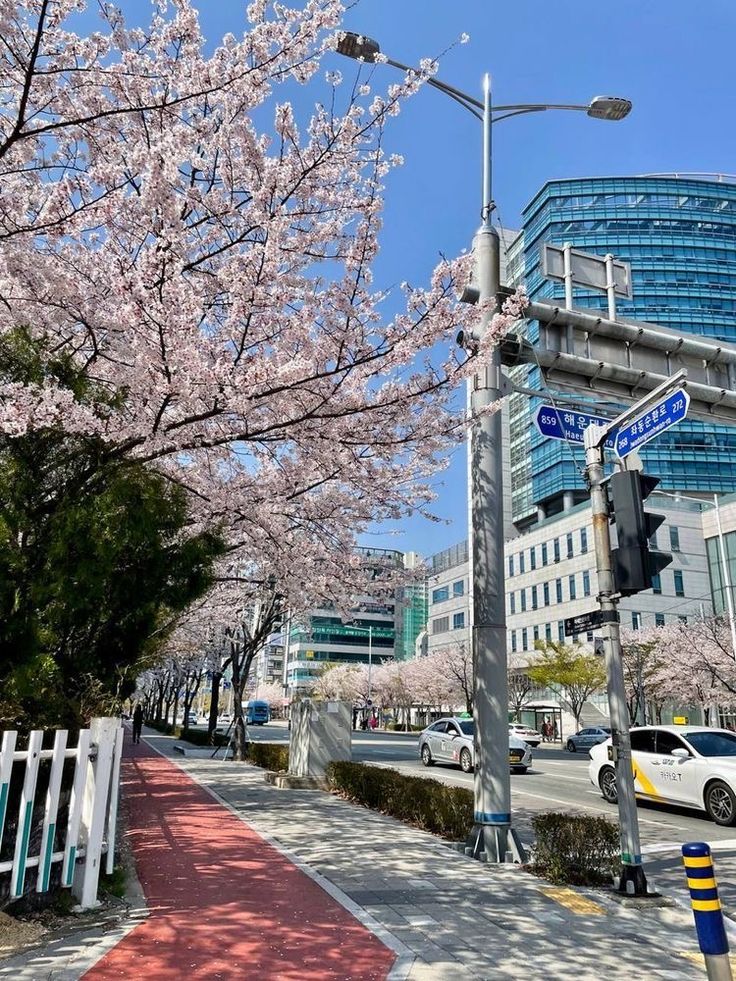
[{"x1": 81, "y1": 1, "x2": 736, "y2": 558}]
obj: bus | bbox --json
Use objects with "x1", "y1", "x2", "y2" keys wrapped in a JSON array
[{"x1": 245, "y1": 700, "x2": 270, "y2": 725}]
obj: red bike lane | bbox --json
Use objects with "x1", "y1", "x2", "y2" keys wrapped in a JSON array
[{"x1": 83, "y1": 738, "x2": 396, "y2": 981}]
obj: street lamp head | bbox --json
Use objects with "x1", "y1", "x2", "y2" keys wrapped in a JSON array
[
  {"x1": 336, "y1": 31, "x2": 380, "y2": 63},
  {"x1": 587, "y1": 96, "x2": 632, "y2": 121}
]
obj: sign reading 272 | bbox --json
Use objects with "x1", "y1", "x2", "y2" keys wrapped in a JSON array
[{"x1": 614, "y1": 389, "x2": 690, "y2": 459}]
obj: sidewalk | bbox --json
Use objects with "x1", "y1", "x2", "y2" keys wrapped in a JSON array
[{"x1": 2, "y1": 727, "x2": 718, "y2": 979}]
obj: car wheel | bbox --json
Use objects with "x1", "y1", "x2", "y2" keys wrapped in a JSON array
[
  {"x1": 599, "y1": 766, "x2": 618, "y2": 803},
  {"x1": 566, "y1": 740, "x2": 576, "y2": 753},
  {"x1": 421, "y1": 744, "x2": 433, "y2": 767},
  {"x1": 460, "y1": 748, "x2": 473, "y2": 773},
  {"x1": 705, "y1": 780, "x2": 736, "y2": 826}
]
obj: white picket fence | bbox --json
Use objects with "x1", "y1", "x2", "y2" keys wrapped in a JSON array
[{"x1": 0, "y1": 717, "x2": 123, "y2": 909}]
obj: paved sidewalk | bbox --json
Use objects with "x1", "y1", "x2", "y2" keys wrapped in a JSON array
[
  {"x1": 2, "y1": 728, "x2": 717, "y2": 980},
  {"x1": 144, "y1": 732, "x2": 712, "y2": 980}
]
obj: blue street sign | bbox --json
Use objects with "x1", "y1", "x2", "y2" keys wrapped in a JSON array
[
  {"x1": 614, "y1": 388, "x2": 690, "y2": 459},
  {"x1": 534, "y1": 405, "x2": 617, "y2": 449}
]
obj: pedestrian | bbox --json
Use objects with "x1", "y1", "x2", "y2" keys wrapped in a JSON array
[
  {"x1": 132, "y1": 704, "x2": 143, "y2": 744},
  {"x1": 369, "y1": 713, "x2": 378, "y2": 731},
  {"x1": 552, "y1": 721, "x2": 559, "y2": 742}
]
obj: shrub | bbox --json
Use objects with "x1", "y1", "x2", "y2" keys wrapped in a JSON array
[
  {"x1": 145, "y1": 720, "x2": 228, "y2": 746},
  {"x1": 531, "y1": 811, "x2": 620, "y2": 886},
  {"x1": 327, "y1": 762, "x2": 473, "y2": 840},
  {"x1": 244, "y1": 742, "x2": 289, "y2": 772}
]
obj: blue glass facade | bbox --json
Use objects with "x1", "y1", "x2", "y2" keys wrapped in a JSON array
[{"x1": 510, "y1": 175, "x2": 736, "y2": 526}]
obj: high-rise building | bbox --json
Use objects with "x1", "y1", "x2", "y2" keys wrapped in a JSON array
[
  {"x1": 507, "y1": 175, "x2": 736, "y2": 529},
  {"x1": 283, "y1": 547, "x2": 406, "y2": 693}
]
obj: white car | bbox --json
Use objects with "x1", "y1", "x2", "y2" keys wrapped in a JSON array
[
  {"x1": 509, "y1": 723, "x2": 542, "y2": 748},
  {"x1": 589, "y1": 725, "x2": 736, "y2": 825},
  {"x1": 419, "y1": 717, "x2": 533, "y2": 773}
]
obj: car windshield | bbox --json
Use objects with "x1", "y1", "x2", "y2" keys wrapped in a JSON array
[
  {"x1": 458, "y1": 721, "x2": 474, "y2": 736},
  {"x1": 685, "y1": 731, "x2": 736, "y2": 757}
]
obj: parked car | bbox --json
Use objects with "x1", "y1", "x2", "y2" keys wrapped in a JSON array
[
  {"x1": 509, "y1": 723, "x2": 542, "y2": 748},
  {"x1": 186, "y1": 711, "x2": 198, "y2": 727},
  {"x1": 566, "y1": 726, "x2": 611, "y2": 753},
  {"x1": 590, "y1": 725, "x2": 736, "y2": 826},
  {"x1": 218, "y1": 713, "x2": 232, "y2": 724},
  {"x1": 419, "y1": 717, "x2": 532, "y2": 774}
]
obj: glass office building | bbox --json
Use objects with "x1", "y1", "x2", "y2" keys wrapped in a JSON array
[{"x1": 509, "y1": 175, "x2": 736, "y2": 528}]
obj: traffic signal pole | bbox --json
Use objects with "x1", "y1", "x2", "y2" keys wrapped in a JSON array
[
  {"x1": 583, "y1": 370, "x2": 686, "y2": 895},
  {"x1": 583, "y1": 428, "x2": 647, "y2": 896}
]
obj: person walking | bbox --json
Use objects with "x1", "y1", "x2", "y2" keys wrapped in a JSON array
[{"x1": 132, "y1": 704, "x2": 143, "y2": 744}]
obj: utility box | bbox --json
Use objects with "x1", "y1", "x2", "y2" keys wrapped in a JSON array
[{"x1": 289, "y1": 699, "x2": 351, "y2": 779}]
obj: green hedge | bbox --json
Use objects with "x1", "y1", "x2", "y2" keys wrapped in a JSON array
[
  {"x1": 244, "y1": 742, "x2": 289, "y2": 772},
  {"x1": 327, "y1": 761, "x2": 473, "y2": 840},
  {"x1": 146, "y1": 719, "x2": 229, "y2": 746},
  {"x1": 532, "y1": 812, "x2": 619, "y2": 885}
]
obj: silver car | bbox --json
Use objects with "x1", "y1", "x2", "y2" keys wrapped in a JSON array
[
  {"x1": 419, "y1": 717, "x2": 532, "y2": 774},
  {"x1": 566, "y1": 726, "x2": 611, "y2": 753}
]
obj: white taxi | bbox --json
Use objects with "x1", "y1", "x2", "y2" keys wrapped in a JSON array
[{"x1": 589, "y1": 725, "x2": 736, "y2": 825}]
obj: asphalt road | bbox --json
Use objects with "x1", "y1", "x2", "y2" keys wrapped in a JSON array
[{"x1": 231, "y1": 722, "x2": 736, "y2": 911}]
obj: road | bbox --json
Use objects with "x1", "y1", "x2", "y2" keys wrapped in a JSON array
[{"x1": 233, "y1": 722, "x2": 736, "y2": 911}]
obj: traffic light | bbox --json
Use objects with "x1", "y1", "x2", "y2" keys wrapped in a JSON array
[{"x1": 605, "y1": 470, "x2": 672, "y2": 596}]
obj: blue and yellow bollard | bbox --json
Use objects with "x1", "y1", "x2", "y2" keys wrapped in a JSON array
[{"x1": 682, "y1": 842, "x2": 732, "y2": 981}]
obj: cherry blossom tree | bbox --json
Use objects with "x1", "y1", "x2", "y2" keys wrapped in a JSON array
[{"x1": 0, "y1": 0, "x2": 524, "y2": 618}]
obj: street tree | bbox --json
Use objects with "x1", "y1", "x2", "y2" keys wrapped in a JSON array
[
  {"x1": 508, "y1": 654, "x2": 533, "y2": 720},
  {"x1": 0, "y1": 0, "x2": 524, "y2": 614},
  {"x1": 528, "y1": 640, "x2": 606, "y2": 730}
]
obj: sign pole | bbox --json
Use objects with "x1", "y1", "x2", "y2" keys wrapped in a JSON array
[{"x1": 584, "y1": 424, "x2": 649, "y2": 896}]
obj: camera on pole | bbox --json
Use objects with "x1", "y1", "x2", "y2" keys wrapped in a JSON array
[{"x1": 604, "y1": 470, "x2": 672, "y2": 596}]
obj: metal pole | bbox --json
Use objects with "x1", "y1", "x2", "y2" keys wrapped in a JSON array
[
  {"x1": 605, "y1": 253, "x2": 617, "y2": 322},
  {"x1": 367, "y1": 626, "x2": 373, "y2": 703},
  {"x1": 465, "y1": 74, "x2": 524, "y2": 864},
  {"x1": 584, "y1": 427, "x2": 648, "y2": 895},
  {"x1": 714, "y1": 494, "x2": 736, "y2": 658}
]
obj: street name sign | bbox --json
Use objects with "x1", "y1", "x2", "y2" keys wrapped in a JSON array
[
  {"x1": 613, "y1": 388, "x2": 690, "y2": 459},
  {"x1": 564, "y1": 610, "x2": 619, "y2": 636},
  {"x1": 535, "y1": 405, "x2": 617, "y2": 449}
]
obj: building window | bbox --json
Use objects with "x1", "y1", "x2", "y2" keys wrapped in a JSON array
[
  {"x1": 522, "y1": 628, "x2": 528, "y2": 651},
  {"x1": 674, "y1": 570, "x2": 685, "y2": 597},
  {"x1": 651, "y1": 573, "x2": 662, "y2": 595},
  {"x1": 679, "y1": 615, "x2": 688, "y2": 624},
  {"x1": 581, "y1": 528, "x2": 588, "y2": 554},
  {"x1": 533, "y1": 625, "x2": 540, "y2": 642},
  {"x1": 655, "y1": 613, "x2": 665, "y2": 627},
  {"x1": 558, "y1": 621, "x2": 565, "y2": 642},
  {"x1": 453, "y1": 612, "x2": 465, "y2": 630},
  {"x1": 508, "y1": 555, "x2": 514, "y2": 577},
  {"x1": 586, "y1": 631, "x2": 594, "y2": 642},
  {"x1": 530, "y1": 546, "x2": 537, "y2": 570},
  {"x1": 569, "y1": 575, "x2": 577, "y2": 601},
  {"x1": 520, "y1": 590, "x2": 527, "y2": 613},
  {"x1": 453, "y1": 580, "x2": 464, "y2": 597},
  {"x1": 545, "y1": 622, "x2": 552, "y2": 641},
  {"x1": 520, "y1": 551, "x2": 526, "y2": 574},
  {"x1": 632, "y1": 612, "x2": 642, "y2": 630},
  {"x1": 567, "y1": 533, "x2": 574, "y2": 559},
  {"x1": 583, "y1": 571, "x2": 591, "y2": 597},
  {"x1": 510, "y1": 593, "x2": 516, "y2": 615},
  {"x1": 543, "y1": 582, "x2": 550, "y2": 606},
  {"x1": 553, "y1": 538, "x2": 560, "y2": 563},
  {"x1": 531, "y1": 585, "x2": 538, "y2": 610},
  {"x1": 432, "y1": 616, "x2": 449, "y2": 634},
  {"x1": 511, "y1": 631, "x2": 517, "y2": 653},
  {"x1": 649, "y1": 528, "x2": 658, "y2": 549},
  {"x1": 432, "y1": 586, "x2": 449, "y2": 604},
  {"x1": 670, "y1": 526, "x2": 681, "y2": 552},
  {"x1": 542, "y1": 542, "x2": 548, "y2": 566},
  {"x1": 556, "y1": 578, "x2": 563, "y2": 603}
]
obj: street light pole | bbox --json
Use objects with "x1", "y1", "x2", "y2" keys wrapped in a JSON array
[
  {"x1": 465, "y1": 74, "x2": 523, "y2": 862},
  {"x1": 335, "y1": 31, "x2": 630, "y2": 864}
]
